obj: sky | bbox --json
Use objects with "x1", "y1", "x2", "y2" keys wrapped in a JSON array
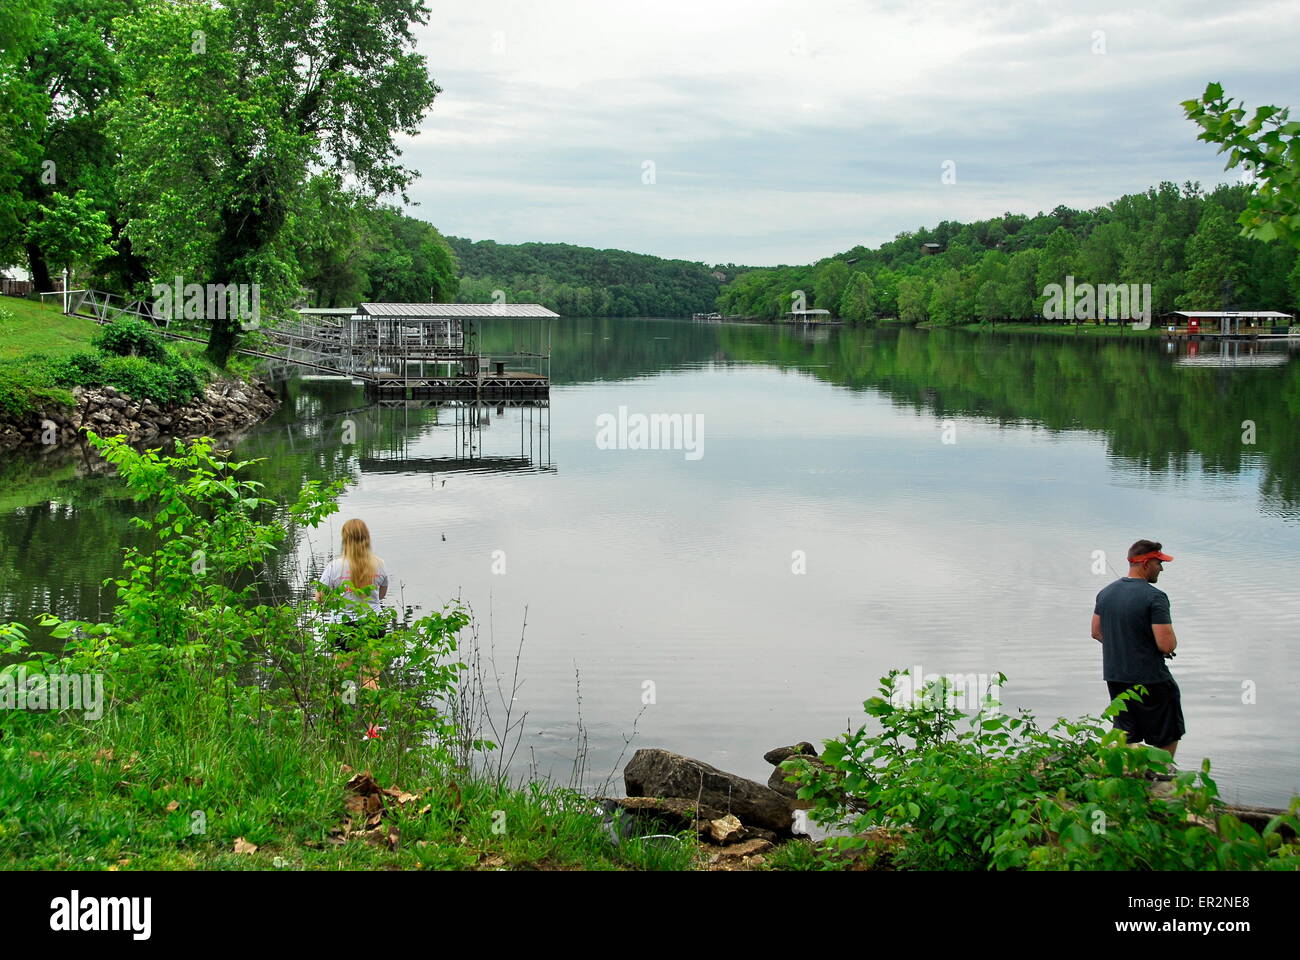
[{"x1": 405, "y1": 0, "x2": 1300, "y2": 266}]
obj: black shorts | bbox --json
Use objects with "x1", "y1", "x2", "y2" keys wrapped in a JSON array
[{"x1": 1106, "y1": 679, "x2": 1185, "y2": 746}]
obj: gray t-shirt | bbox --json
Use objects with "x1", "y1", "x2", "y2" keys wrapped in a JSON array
[
  {"x1": 320, "y1": 557, "x2": 389, "y2": 618},
  {"x1": 1094, "y1": 577, "x2": 1173, "y2": 683}
]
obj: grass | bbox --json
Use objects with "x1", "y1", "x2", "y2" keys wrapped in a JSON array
[
  {"x1": 957, "y1": 321, "x2": 1168, "y2": 339},
  {"x1": 0, "y1": 295, "x2": 249, "y2": 420},
  {"x1": 0, "y1": 684, "x2": 705, "y2": 872},
  {"x1": 0, "y1": 296, "x2": 100, "y2": 360}
]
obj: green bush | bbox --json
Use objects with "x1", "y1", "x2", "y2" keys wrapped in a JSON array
[
  {"x1": 167, "y1": 347, "x2": 206, "y2": 396},
  {"x1": 47, "y1": 350, "x2": 104, "y2": 385},
  {"x1": 93, "y1": 316, "x2": 167, "y2": 362},
  {"x1": 789, "y1": 669, "x2": 1300, "y2": 870},
  {"x1": 0, "y1": 342, "x2": 207, "y2": 416},
  {"x1": 0, "y1": 356, "x2": 73, "y2": 419},
  {"x1": 98, "y1": 354, "x2": 201, "y2": 405}
]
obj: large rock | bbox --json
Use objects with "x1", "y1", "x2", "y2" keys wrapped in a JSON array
[{"x1": 624, "y1": 748, "x2": 797, "y2": 834}]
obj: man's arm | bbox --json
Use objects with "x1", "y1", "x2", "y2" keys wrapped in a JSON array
[
  {"x1": 1150, "y1": 591, "x2": 1176, "y2": 655},
  {"x1": 1091, "y1": 613, "x2": 1103, "y2": 642}
]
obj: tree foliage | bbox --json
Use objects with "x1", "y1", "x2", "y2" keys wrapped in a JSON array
[
  {"x1": 717, "y1": 183, "x2": 1299, "y2": 325},
  {"x1": 1183, "y1": 84, "x2": 1300, "y2": 248},
  {"x1": 109, "y1": 0, "x2": 441, "y2": 363}
]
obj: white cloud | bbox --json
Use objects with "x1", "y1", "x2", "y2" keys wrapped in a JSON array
[{"x1": 404, "y1": 0, "x2": 1300, "y2": 264}]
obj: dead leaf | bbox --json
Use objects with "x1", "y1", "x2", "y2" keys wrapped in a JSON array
[
  {"x1": 345, "y1": 770, "x2": 381, "y2": 795},
  {"x1": 233, "y1": 837, "x2": 258, "y2": 855},
  {"x1": 165, "y1": 800, "x2": 180, "y2": 812},
  {"x1": 381, "y1": 786, "x2": 420, "y2": 805}
]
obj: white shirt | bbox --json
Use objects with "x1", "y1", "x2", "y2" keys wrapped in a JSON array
[{"x1": 319, "y1": 557, "x2": 389, "y2": 619}]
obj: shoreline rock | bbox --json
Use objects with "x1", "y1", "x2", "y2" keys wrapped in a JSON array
[
  {"x1": 0, "y1": 377, "x2": 279, "y2": 454},
  {"x1": 623, "y1": 747, "x2": 799, "y2": 835}
]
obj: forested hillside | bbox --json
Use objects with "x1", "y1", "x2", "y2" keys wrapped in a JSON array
[
  {"x1": 448, "y1": 237, "x2": 743, "y2": 317},
  {"x1": 718, "y1": 182, "x2": 1300, "y2": 323}
]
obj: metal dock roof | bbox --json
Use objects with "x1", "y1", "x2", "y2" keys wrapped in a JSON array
[{"x1": 357, "y1": 302, "x2": 559, "y2": 319}]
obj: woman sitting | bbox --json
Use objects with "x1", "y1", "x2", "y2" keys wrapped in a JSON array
[{"x1": 314, "y1": 518, "x2": 389, "y2": 693}]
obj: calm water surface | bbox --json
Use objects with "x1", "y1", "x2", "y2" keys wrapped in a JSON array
[{"x1": 2, "y1": 319, "x2": 1298, "y2": 806}]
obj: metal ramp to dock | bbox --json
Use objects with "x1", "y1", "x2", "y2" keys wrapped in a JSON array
[{"x1": 44, "y1": 290, "x2": 555, "y2": 401}]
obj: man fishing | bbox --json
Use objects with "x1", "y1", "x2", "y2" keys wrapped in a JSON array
[{"x1": 1091, "y1": 539, "x2": 1183, "y2": 758}]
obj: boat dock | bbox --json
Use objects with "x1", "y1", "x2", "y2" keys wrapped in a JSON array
[
  {"x1": 1160, "y1": 310, "x2": 1298, "y2": 341},
  {"x1": 51, "y1": 291, "x2": 556, "y2": 401}
]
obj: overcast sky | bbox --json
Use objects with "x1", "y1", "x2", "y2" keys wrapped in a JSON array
[{"x1": 406, "y1": 0, "x2": 1300, "y2": 266}]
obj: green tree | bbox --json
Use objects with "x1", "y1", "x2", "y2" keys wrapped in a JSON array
[
  {"x1": 3, "y1": 1, "x2": 139, "y2": 292},
  {"x1": 1183, "y1": 84, "x2": 1300, "y2": 247},
  {"x1": 1002, "y1": 249, "x2": 1041, "y2": 319},
  {"x1": 872, "y1": 268, "x2": 900, "y2": 319},
  {"x1": 0, "y1": 0, "x2": 52, "y2": 272},
  {"x1": 111, "y1": 0, "x2": 441, "y2": 364},
  {"x1": 812, "y1": 259, "x2": 850, "y2": 314},
  {"x1": 1178, "y1": 204, "x2": 1244, "y2": 309},
  {"x1": 25, "y1": 192, "x2": 114, "y2": 275},
  {"x1": 1076, "y1": 221, "x2": 1128, "y2": 286},
  {"x1": 897, "y1": 275, "x2": 929, "y2": 324},
  {"x1": 1035, "y1": 228, "x2": 1079, "y2": 317},
  {"x1": 976, "y1": 281, "x2": 1002, "y2": 321},
  {"x1": 927, "y1": 269, "x2": 963, "y2": 325},
  {"x1": 838, "y1": 271, "x2": 875, "y2": 323},
  {"x1": 363, "y1": 208, "x2": 458, "y2": 303}
]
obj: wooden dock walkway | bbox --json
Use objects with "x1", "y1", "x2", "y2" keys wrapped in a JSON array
[{"x1": 48, "y1": 289, "x2": 555, "y2": 401}]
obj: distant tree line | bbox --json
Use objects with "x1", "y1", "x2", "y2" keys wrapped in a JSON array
[
  {"x1": 718, "y1": 182, "x2": 1300, "y2": 324},
  {"x1": 447, "y1": 237, "x2": 740, "y2": 317}
]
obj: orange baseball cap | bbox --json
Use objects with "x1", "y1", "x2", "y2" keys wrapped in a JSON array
[{"x1": 1129, "y1": 550, "x2": 1173, "y2": 563}]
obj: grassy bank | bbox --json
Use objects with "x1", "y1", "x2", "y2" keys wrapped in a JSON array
[
  {"x1": 0, "y1": 297, "x2": 101, "y2": 359},
  {"x1": 2, "y1": 677, "x2": 693, "y2": 871},
  {"x1": 957, "y1": 321, "x2": 1168, "y2": 339},
  {"x1": 0, "y1": 297, "x2": 236, "y2": 421}
]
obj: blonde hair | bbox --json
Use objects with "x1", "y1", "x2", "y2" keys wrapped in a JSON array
[{"x1": 340, "y1": 518, "x2": 378, "y2": 593}]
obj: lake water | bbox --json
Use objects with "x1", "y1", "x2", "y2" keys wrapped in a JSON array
[{"x1": 2, "y1": 318, "x2": 1298, "y2": 806}]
